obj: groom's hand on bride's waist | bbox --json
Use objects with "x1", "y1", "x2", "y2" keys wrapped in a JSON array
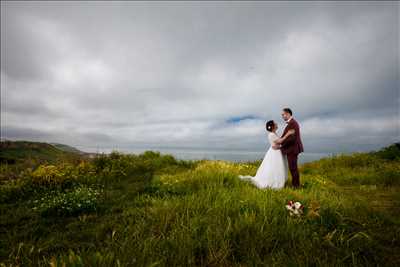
[{"x1": 272, "y1": 144, "x2": 281, "y2": 150}]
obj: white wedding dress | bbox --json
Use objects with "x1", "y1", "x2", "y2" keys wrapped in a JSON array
[{"x1": 239, "y1": 132, "x2": 288, "y2": 189}]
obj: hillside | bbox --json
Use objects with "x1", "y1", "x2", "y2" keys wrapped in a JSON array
[
  {"x1": 0, "y1": 140, "x2": 85, "y2": 165},
  {"x1": 50, "y1": 143, "x2": 85, "y2": 154},
  {"x1": 0, "y1": 144, "x2": 399, "y2": 266}
]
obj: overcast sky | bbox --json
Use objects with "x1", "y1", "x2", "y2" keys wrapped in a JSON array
[{"x1": 1, "y1": 1, "x2": 399, "y2": 154}]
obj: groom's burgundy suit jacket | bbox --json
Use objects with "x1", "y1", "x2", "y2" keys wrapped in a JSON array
[{"x1": 280, "y1": 118, "x2": 304, "y2": 156}]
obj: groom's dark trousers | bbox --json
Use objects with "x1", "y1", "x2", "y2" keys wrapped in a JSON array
[
  {"x1": 287, "y1": 153, "x2": 300, "y2": 187},
  {"x1": 281, "y1": 118, "x2": 304, "y2": 188}
]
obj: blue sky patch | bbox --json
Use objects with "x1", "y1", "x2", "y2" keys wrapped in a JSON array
[{"x1": 226, "y1": 115, "x2": 261, "y2": 124}]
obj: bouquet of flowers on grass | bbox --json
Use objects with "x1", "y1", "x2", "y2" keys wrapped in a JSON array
[{"x1": 285, "y1": 200, "x2": 304, "y2": 216}]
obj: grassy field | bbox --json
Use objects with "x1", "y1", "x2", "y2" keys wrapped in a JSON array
[{"x1": 0, "y1": 142, "x2": 399, "y2": 266}]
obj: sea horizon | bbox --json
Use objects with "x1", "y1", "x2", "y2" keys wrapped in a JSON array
[{"x1": 78, "y1": 146, "x2": 333, "y2": 164}]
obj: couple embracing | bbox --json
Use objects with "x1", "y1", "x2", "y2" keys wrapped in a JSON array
[{"x1": 239, "y1": 108, "x2": 304, "y2": 189}]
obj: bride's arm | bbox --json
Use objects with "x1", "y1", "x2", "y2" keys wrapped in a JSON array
[{"x1": 274, "y1": 129, "x2": 295, "y2": 144}]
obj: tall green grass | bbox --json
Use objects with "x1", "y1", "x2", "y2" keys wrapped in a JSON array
[{"x1": 0, "y1": 145, "x2": 399, "y2": 266}]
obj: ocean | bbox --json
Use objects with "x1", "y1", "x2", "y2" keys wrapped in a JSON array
[{"x1": 104, "y1": 147, "x2": 332, "y2": 164}]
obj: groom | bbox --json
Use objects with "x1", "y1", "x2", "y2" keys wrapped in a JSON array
[{"x1": 272, "y1": 108, "x2": 304, "y2": 188}]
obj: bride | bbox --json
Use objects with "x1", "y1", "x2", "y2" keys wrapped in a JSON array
[{"x1": 239, "y1": 120, "x2": 295, "y2": 189}]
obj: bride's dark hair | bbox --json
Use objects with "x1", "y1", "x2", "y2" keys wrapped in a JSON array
[{"x1": 266, "y1": 120, "x2": 274, "y2": 132}]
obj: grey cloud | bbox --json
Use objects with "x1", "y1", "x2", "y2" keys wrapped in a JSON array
[{"x1": 1, "y1": 1, "x2": 398, "y2": 155}]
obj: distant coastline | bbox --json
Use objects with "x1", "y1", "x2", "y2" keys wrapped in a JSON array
[{"x1": 0, "y1": 139, "x2": 378, "y2": 164}]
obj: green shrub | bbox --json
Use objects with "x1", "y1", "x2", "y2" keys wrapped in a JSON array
[
  {"x1": 30, "y1": 164, "x2": 78, "y2": 188},
  {"x1": 373, "y1": 143, "x2": 400, "y2": 160},
  {"x1": 91, "y1": 152, "x2": 154, "y2": 186}
]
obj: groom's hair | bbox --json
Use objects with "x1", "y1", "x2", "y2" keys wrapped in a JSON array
[{"x1": 283, "y1": 108, "x2": 292, "y2": 115}]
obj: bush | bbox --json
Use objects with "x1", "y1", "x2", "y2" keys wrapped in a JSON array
[
  {"x1": 91, "y1": 152, "x2": 154, "y2": 184},
  {"x1": 30, "y1": 164, "x2": 77, "y2": 188},
  {"x1": 373, "y1": 143, "x2": 400, "y2": 161}
]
